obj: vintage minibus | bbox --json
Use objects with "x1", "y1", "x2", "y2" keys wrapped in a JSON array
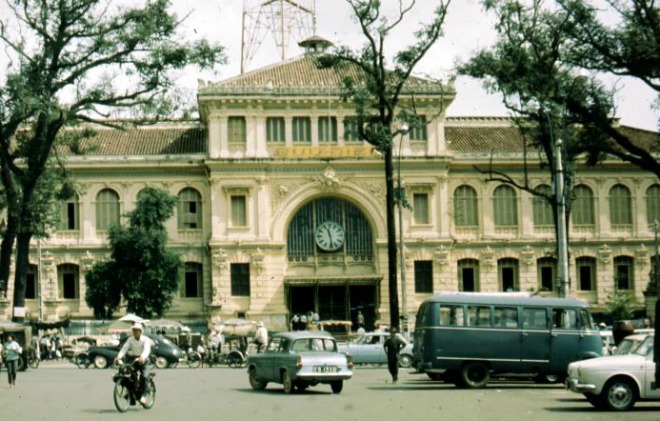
[{"x1": 412, "y1": 293, "x2": 602, "y2": 388}]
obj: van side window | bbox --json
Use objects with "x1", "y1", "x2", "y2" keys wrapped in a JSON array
[
  {"x1": 467, "y1": 305, "x2": 492, "y2": 327},
  {"x1": 580, "y1": 309, "x2": 594, "y2": 330},
  {"x1": 494, "y1": 306, "x2": 519, "y2": 328},
  {"x1": 552, "y1": 308, "x2": 578, "y2": 329},
  {"x1": 522, "y1": 308, "x2": 547, "y2": 329},
  {"x1": 439, "y1": 305, "x2": 465, "y2": 326}
]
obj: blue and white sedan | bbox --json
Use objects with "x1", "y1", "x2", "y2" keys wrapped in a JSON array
[
  {"x1": 247, "y1": 331, "x2": 353, "y2": 394},
  {"x1": 338, "y1": 332, "x2": 415, "y2": 368},
  {"x1": 566, "y1": 334, "x2": 659, "y2": 410}
]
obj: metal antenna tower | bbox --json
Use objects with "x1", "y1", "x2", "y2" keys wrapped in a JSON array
[{"x1": 241, "y1": 0, "x2": 316, "y2": 73}]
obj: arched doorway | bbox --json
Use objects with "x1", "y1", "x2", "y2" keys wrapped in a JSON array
[{"x1": 285, "y1": 197, "x2": 380, "y2": 330}]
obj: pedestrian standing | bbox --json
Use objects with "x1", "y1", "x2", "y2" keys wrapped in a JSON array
[
  {"x1": 383, "y1": 327, "x2": 405, "y2": 383},
  {"x1": 3, "y1": 335, "x2": 23, "y2": 388},
  {"x1": 357, "y1": 311, "x2": 365, "y2": 329}
]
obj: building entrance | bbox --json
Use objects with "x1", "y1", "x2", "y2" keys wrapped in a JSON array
[{"x1": 286, "y1": 280, "x2": 379, "y2": 331}]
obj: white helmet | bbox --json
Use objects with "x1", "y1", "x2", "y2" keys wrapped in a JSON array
[{"x1": 132, "y1": 322, "x2": 143, "y2": 331}]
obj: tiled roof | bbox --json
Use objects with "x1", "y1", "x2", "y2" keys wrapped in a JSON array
[
  {"x1": 199, "y1": 55, "x2": 452, "y2": 96},
  {"x1": 54, "y1": 124, "x2": 206, "y2": 157},
  {"x1": 446, "y1": 125, "x2": 529, "y2": 152}
]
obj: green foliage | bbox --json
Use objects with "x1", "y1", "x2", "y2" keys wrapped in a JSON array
[
  {"x1": 85, "y1": 187, "x2": 182, "y2": 319},
  {"x1": 0, "y1": 0, "x2": 224, "y2": 305},
  {"x1": 462, "y1": 0, "x2": 660, "y2": 177},
  {"x1": 606, "y1": 288, "x2": 636, "y2": 321}
]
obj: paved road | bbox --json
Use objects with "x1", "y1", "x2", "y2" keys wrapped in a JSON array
[{"x1": 1, "y1": 361, "x2": 659, "y2": 421}]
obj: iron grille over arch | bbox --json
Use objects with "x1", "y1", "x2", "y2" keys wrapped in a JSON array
[{"x1": 287, "y1": 197, "x2": 373, "y2": 261}]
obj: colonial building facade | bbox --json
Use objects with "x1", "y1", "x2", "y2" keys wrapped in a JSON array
[{"x1": 1, "y1": 52, "x2": 658, "y2": 330}]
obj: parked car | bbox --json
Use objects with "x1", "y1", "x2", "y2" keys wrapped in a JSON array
[
  {"x1": 613, "y1": 332, "x2": 654, "y2": 356},
  {"x1": 338, "y1": 331, "x2": 414, "y2": 368},
  {"x1": 247, "y1": 331, "x2": 353, "y2": 394},
  {"x1": 87, "y1": 333, "x2": 184, "y2": 369},
  {"x1": 566, "y1": 334, "x2": 660, "y2": 410}
]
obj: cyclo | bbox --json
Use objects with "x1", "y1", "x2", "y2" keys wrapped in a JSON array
[{"x1": 112, "y1": 359, "x2": 156, "y2": 412}]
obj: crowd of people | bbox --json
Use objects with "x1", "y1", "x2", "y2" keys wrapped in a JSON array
[
  {"x1": 38, "y1": 333, "x2": 65, "y2": 360},
  {"x1": 290, "y1": 311, "x2": 321, "y2": 331}
]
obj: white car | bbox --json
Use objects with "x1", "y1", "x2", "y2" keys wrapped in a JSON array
[{"x1": 566, "y1": 335, "x2": 659, "y2": 410}]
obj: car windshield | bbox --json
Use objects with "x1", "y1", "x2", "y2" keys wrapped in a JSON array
[
  {"x1": 633, "y1": 336, "x2": 654, "y2": 357},
  {"x1": 614, "y1": 339, "x2": 636, "y2": 355},
  {"x1": 291, "y1": 338, "x2": 337, "y2": 352}
]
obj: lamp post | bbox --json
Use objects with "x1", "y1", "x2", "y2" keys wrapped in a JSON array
[
  {"x1": 554, "y1": 137, "x2": 569, "y2": 298},
  {"x1": 531, "y1": 100, "x2": 570, "y2": 298},
  {"x1": 395, "y1": 123, "x2": 409, "y2": 335}
]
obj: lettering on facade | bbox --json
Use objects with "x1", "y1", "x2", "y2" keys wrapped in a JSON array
[{"x1": 273, "y1": 146, "x2": 375, "y2": 159}]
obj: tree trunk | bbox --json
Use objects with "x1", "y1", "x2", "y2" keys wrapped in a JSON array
[
  {"x1": 0, "y1": 221, "x2": 17, "y2": 297},
  {"x1": 11, "y1": 232, "x2": 32, "y2": 322},
  {"x1": 384, "y1": 144, "x2": 400, "y2": 329}
]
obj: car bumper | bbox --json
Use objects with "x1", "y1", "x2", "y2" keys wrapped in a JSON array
[
  {"x1": 565, "y1": 377, "x2": 596, "y2": 393},
  {"x1": 295, "y1": 373, "x2": 353, "y2": 382}
]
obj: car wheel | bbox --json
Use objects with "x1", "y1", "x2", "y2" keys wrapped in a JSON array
[
  {"x1": 330, "y1": 380, "x2": 343, "y2": 394},
  {"x1": 249, "y1": 368, "x2": 267, "y2": 390},
  {"x1": 460, "y1": 361, "x2": 490, "y2": 388},
  {"x1": 75, "y1": 353, "x2": 89, "y2": 369},
  {"x1": 398, "y1": 354, "x2": 413, "y2": 368},
  {"x1": 94, "y1": 355, "x2": 109, "y2": 369},
  {"x1": 602, "y1": 377, "x2": 638, "y2": 411},
  {"x1": 154, "y1": 356, "x2": 169, "y2": 369},
  {"x1": 282, "y1": 371, "x2": 294, "y2": 394}
]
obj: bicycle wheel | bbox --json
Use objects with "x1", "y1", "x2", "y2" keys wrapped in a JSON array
[
  {"x1": 113, "y1": 380, "x2": 131, "y2": 413},
  {"x1": 186, "y1": 352, "x2": 202, "y2": 369},
  {"x1": 29, "y1": 356, "x2": 40, "y2": 369},
  {"x1": 75, "y1": 354, "x2": 89, "y2": 369},
  {"x1": 141, "y1": 378, "x2": 156, "y2": 409}
]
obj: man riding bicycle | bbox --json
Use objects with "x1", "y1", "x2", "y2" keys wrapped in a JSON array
[{"x1": 115, "y1": 322, "x2": 151, "y2": 405}]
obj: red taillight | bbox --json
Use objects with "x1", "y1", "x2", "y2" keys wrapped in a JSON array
[
  {"x1": 296, "y1": 355, "x2": 303, "y2": 368},
  {"x1": 346, "y1": 354, "x2": 354, "y2": 369}
]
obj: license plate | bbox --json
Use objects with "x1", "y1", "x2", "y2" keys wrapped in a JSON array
[{"x1": 313, "y1": 365, "x2": 338, "y2": 373}]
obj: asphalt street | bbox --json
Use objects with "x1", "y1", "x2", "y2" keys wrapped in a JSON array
[{"x1": 1, "y1": 361, "x2": 659, "y2": 421}]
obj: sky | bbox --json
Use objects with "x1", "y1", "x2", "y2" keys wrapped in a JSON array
[
  {"x1": 1, "y1": 0, "x2": 657, "y2": 131},
  {"x1": 167, "y1": 0, "x2": 657, "y2": 131}
]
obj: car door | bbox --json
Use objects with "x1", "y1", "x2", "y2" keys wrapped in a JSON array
[
  {"x1": 363, "y1": 333, "x2": 387, "y2": 364},
  {"x1": 261, "y1": 337, "x2": 282, "y2": 381},
  {"x1": 520, "y1": 307, "x2": 551, "y2": 370}
]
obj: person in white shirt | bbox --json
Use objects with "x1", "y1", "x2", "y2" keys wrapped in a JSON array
[
  {"x1": 253, "y1": 321, "x2": 268, "y2": 353},
  {"x1": 115, "y1": 322, "x2": 151, "y2": 405}
]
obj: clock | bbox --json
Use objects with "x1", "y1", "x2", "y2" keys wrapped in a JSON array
[{"x1": 315, "y1": 221, "x2": 345, "y2": 252}]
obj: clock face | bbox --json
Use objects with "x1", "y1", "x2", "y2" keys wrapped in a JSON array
[{"x1": 315, "y1": 221, "x2": 345, "y2": 252}]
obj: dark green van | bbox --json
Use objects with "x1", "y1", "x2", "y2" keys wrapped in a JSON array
[{"x1": 412, "y1": 294, "x2": 602, "y2": 388}]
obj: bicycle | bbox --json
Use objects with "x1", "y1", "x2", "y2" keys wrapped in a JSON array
[
  {"x1": 112, "y1": 360, "x2": 156, "y2": 413},
  {"x1": 181, "y1": 347, "x2": 202, "y2": 369}
]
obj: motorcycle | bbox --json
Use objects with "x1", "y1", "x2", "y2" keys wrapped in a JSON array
[{"x1": 112, "y1": 359, "x2": 156, "y2": 413}]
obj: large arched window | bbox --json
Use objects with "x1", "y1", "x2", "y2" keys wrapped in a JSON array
[
  {"x1": 96, "y1": 188, "x2": 120, "y2": 230},
  {"x1": 182, "y1": 262, "x2": 203, "y2": 298},
  {"x1": 537, "y1": 256, "x2": 556, "y2": 291},
  {"x1": 646, "y1": 184, "x2": 660, "y2": 225},
  {"x1": 576, "y1": 256, "x2": 597, "y2": 291},
  {"x1": 178, "y1": 188, "x2": 202, "y2": 229},
  {"x1": 493, "y1": 185, "x2": 518, "y2": 227},
  {"x1": 287, "y1": 198, "x2": 372, "y2": 259},
  {"x1": 58, "y1": 193, "x2": 80, "y2": 231},
  {"x1": 532, "y1": 185, "x2": 553, "y2": 226},
  {"x1": 57, "y1": 263, "x2": 79, "y2": 299},
  {"x1": 457, "y1": 259, "x2": 479, "y2": 292},
  {"x1": 454, "y1": 185, "x2": 478, "y2": 227},
  {"x1": 609, "y1": 184, "x2": 632, "y2": 225},
  {"x1": 613, "y1": 256, "x2": 634, "y2": 290},
  {"x1": 571, "y1": 185, "x2": 595, "y2": 225},
  {"x1": 498, "y1": 258, "x2": 519, "y2": 291}
]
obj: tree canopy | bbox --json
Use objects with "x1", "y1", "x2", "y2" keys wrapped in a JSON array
[
  {"x1": 317, "y1": 0, "x2": 452, "y2": 328},
  {"x1": 85, "y1": 187, "x2": 182, "y2": 319},
  {"x1": 0, "y1": 0, "x2": 224, "y2": 319}
]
